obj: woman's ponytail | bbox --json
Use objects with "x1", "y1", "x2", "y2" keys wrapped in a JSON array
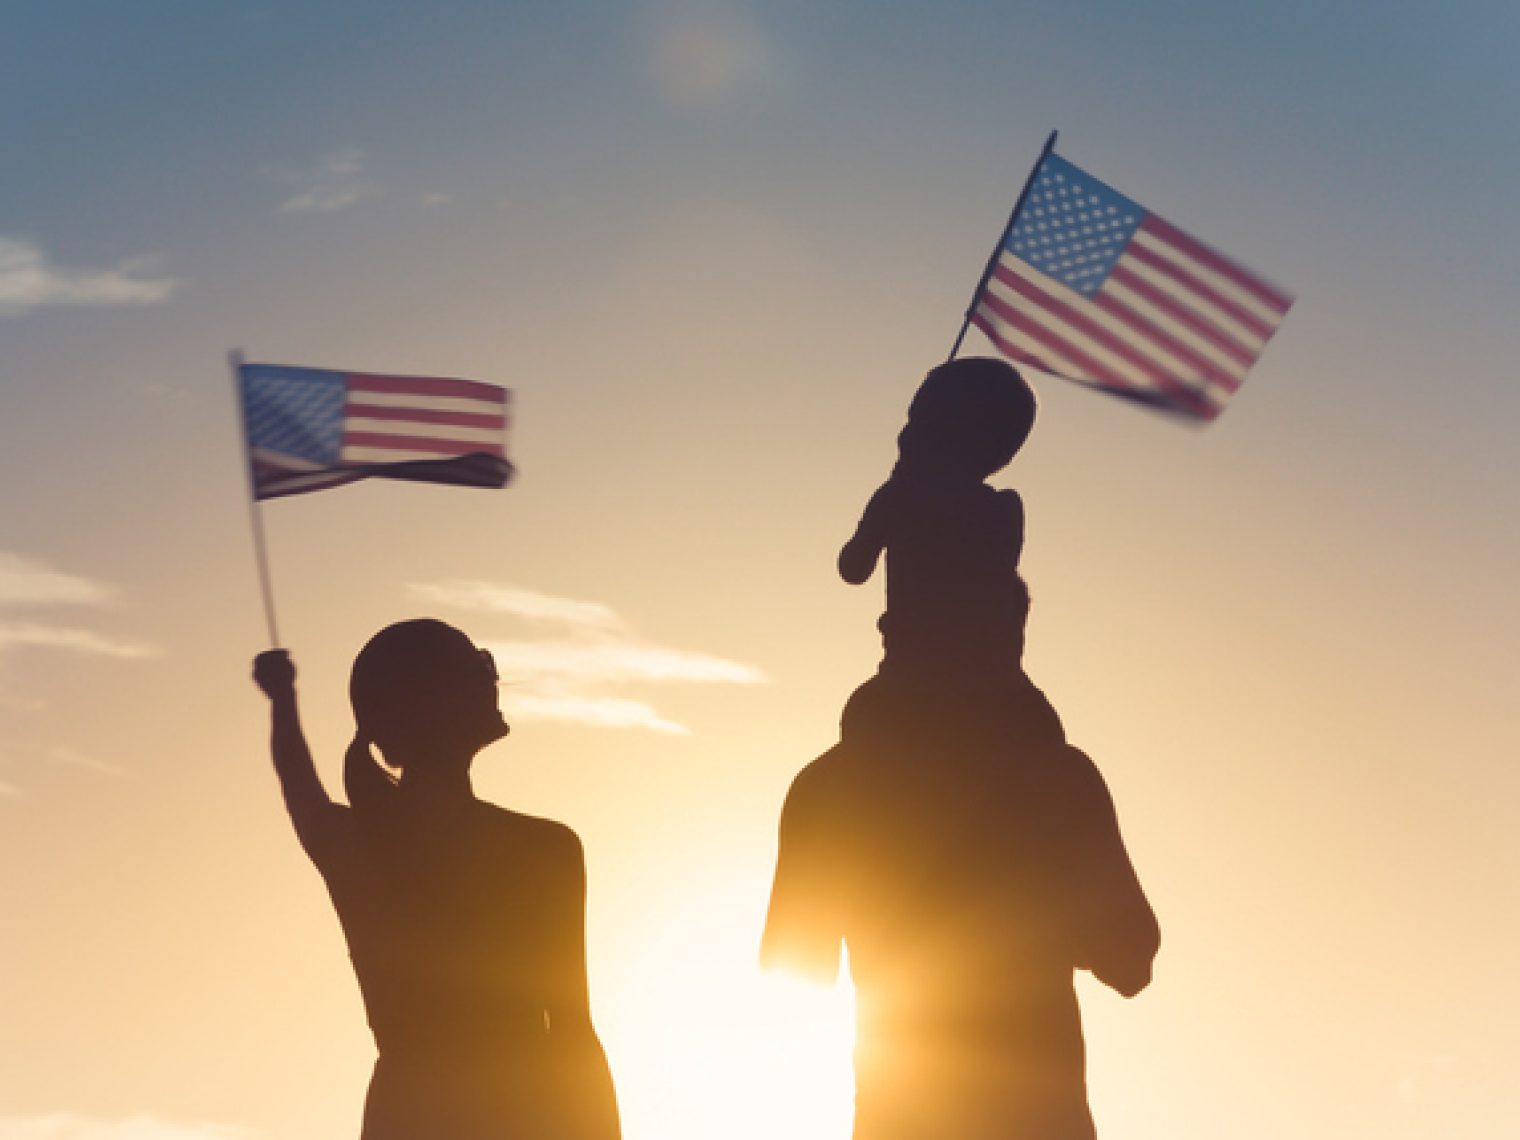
[{"x1": 344, "y1": 734, "x2": 398, "y2": 819}]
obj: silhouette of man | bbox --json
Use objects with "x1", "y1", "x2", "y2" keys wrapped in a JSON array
[
  {"x1": 253, "y1": 620, "x2": 620, "y2": 1140},
  {"x1": 762, "y1": 719, "x2": 1158, "y2": 1139}
]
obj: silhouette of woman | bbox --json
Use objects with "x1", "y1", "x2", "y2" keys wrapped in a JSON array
[{"x1": 253, "y1": 620, "x2": 621, "y2": 1140}]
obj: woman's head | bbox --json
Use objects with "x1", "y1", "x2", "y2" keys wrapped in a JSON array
[
  {"x1": 897, "y1": 357, "x2": 1037, "y2": 479},
  {"x1": 349, "y1": 619, "x2": 508, "y2": 768}
]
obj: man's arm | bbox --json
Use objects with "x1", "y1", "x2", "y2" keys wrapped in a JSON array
[
  {"x1": 252, "y1": 650, "x2": 346, "y2": 861},
  {"x1": 1062, "y1": 749, "x2": 1160, "y2": 997},
  {"x1": 760, "y1": 758, "x2": 845, "y2": 984}
]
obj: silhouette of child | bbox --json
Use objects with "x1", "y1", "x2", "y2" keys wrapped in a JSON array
[
  {"x1": 252, "y1": 620, "x2": 621, "y2": 1140},
  {"x1": 837, "y1": 356, "x2": 1063, "y2": 747}
]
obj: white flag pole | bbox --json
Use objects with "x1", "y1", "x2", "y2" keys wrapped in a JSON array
[
  {"x1": 947, "y1": 128, "x2": 1059, "y2": 362},
  {"x1": 229, "y1": 349, "x2": 282, "y2": 647}
]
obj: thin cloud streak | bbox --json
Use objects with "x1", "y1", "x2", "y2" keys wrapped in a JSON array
[
  {"x1": 415, "y1": 580, "x2": 764, "y2": 732},
  {"x1": 278, "y1": 148, "x2": 377, "y2": 213},
  {"x1": 410, "y1": 581, "x2": 626, "y2": 632},
  {"x1": 0, "y1": 556, "x2": 152, "y2": 792},
  {"x1": 0, "y1": 237, "x2": 176, "y2": 317},
  {"x1": 484, "y1": 638, "x2": 763, "y2": 686},
  {"x1": 0, "y1": 622, "x2": 155, "y2": 659},
  {"x1": 0, "y1": 553, "x2": 115, "y2": 606},
  {"x1": 47, "y1": 745, "x2": 122, "y2": 774},
  {"x1": 506, "y1": 691, "x2": 689, "y2": 735},
  {"x1": 0, "y1": 1114, "x2": 251, "y2": 1140},
  {"x1": 0, "y1": 554, "x2": 154, "y2": 664}
]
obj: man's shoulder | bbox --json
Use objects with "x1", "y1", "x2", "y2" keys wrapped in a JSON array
[
  {"x1": 788, "y1": 742, "x2": 853, "y2": 790},
  {"x1": 783, "y1": 744, "x2": 865, "y2": 822}
]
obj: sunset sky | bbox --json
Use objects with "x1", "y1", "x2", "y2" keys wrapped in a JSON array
[{"x1": 2, "y1": 2, "x2": 1517, "y2": 1138}]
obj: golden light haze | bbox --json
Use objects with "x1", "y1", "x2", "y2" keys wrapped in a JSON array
[{"x1": 3, "y1": 3, "x2": 1518, "y2": 1139}]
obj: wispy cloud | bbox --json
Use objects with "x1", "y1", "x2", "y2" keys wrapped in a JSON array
[
  {"x1": 409, "y1": 581, "x2": 764, "y2": 734},
  {"x1": 411, "y1": 581, "x2": 625, "y2": 632},
  {"x1": 506, "y1": 690, "x2": 689, "y2": 735},
  {"x1": 45, "y1": 745, "x2": 122, "y2": 775},
  {"x1": 0, "y1": 622, "x2": 153, "y2": 659},
  {"x1": 0, "y1": 1114, "x2": 250, "y2": 1140},
  {"x1": 0, "y1": 237, "x2": 176, "y2": 318},
  {"x1": 484, "y1": 639, "x2": 762, "y2": 686},
  {"x1": 0, "y1": 553, "x2": 153, "y2": 663},
  {"x1": 0, "y1": 554, "x2": 155, "y2": 792},
  {"x1": 0, "y1": 553, "x2": 116, "y2": 606},
  {"x1": 0, "y1": 743, "x2": 122, "y2": 801},
  {"x1": 277, "y1": 148, "x2": 377, "y2": 213}
]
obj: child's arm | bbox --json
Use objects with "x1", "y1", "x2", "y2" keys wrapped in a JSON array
[
  {"x1": 1000, "y1": 489, "x2": 1024, "y2": 562},
  {"x1": 252, "y1": 650, "x2": 346, "y2": 860},
  {"x1": 974, "y1": 487, "x2": 1025, "y2": 568},
  {"x1": 838, "y1": 481, "x2": 896, "y2": 585}
]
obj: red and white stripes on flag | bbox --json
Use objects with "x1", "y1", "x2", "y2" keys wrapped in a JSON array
[
  {"x1": 343, "y1": 372, "x2": 510, "y2": 464},
  {"x1": 970, "y1": 151, "x2": 1293, "y2": 421}
]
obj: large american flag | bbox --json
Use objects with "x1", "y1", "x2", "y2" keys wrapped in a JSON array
[
  {"x1": 238, "y1": 363, "x2": 513, "y2": 500},
  {"x1": 971, "y1": 152, "x2": 1293, "y2": 421}
]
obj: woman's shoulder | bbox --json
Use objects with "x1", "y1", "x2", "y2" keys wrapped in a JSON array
[
  {"x1": 475, "y1": 802, "x2": 584, "y2": 861},
  {"x1": 296, "y1": 802, "x2": 359, "y2": 869}
]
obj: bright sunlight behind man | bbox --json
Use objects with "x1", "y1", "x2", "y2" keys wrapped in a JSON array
[
  {"x1": 603, "y1": 903, "x2": 856, "y2": 1140},
  {"x1": 618, "y1": 968, "x2": 856, "y2": 1140}
]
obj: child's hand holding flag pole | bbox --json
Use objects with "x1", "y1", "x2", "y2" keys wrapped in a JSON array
[{"x1": 952, "y1": 132, "x2": 1295, "y2": 422}]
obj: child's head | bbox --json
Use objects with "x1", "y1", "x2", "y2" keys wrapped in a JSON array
[{"x1": 897, "y1": 357, "x2": 1036, "y2": 479}]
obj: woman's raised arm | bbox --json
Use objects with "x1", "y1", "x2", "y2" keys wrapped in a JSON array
[{"x1": 252, "y1": 650, "x2": 346, "y2": 858}]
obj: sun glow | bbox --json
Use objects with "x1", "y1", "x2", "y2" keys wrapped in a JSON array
[{"x1": 603, "y1": 925, "x2": 856, "y2": 1140}]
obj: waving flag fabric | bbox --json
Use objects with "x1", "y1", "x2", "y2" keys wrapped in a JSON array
[
  {"x1": 238, "y1": 363, "x2": 512, "y2": 500},
  {"x1": 971, "y1": 152, "x2": 1293, "y2": 421}
]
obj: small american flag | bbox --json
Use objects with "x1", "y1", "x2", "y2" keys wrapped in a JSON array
[
  {"x1": 971, "y1": 151, "x2": 1293, "y2": 421},
  {"x1": 238, "y1": 362, "x2": 513, "y2": 500}
]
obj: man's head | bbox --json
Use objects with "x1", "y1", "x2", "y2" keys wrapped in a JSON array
[{"x1": 898, "y1": 357, "x2": 1037, "y2": 479}]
